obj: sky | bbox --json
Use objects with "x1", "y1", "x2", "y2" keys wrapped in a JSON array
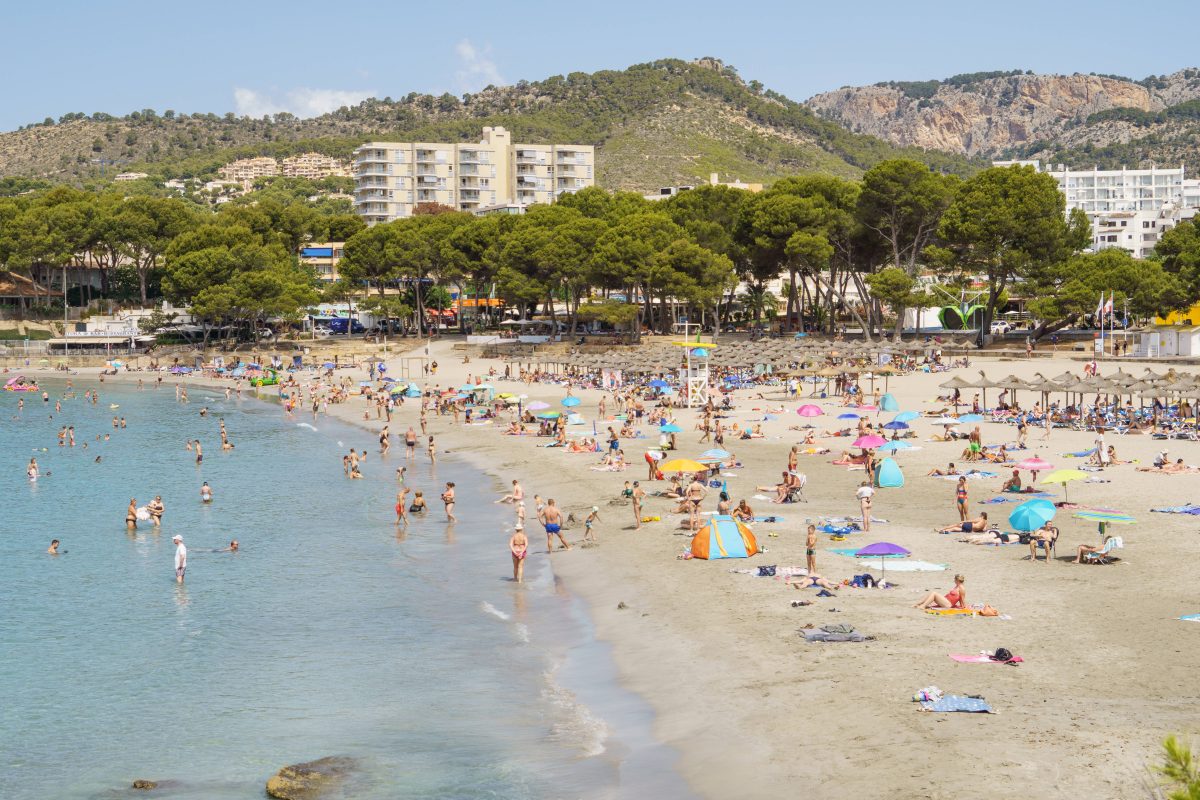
[{"x1": 3, "y1": 0, "x2": 1196, "y2": 132}]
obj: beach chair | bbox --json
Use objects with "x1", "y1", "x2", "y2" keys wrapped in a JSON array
[
  {"x1": 1084, "y1": 536, "x2": 1123, "y2": 564},
  {"x1": 784, "y1": 473, "x2": 808, "y2": 503},
  {"x1": 1030, "y1": 527, "x2": 1058, "y2": 560}
]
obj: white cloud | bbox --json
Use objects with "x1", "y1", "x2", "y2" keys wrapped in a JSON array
[
  {"x1": 232, "y1": 86, "x2": 375, "y2": 118},
  {"x1": 455, "y1": 39, "x2": 504, "y2": 92}
]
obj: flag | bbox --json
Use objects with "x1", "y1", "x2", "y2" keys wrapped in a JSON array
[
  {"x1": 1095, "y1": 293, "x2": 1105, "y2": 321},
  {"x1": 1104, "y1": 293, "x2": 1114, "y2": 316}
]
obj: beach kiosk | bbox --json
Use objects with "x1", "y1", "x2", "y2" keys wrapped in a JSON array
[{"x1": 672, "y1": 341, "x2": 715, "y2": 408}]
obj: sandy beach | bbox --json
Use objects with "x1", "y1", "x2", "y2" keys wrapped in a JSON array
[{"x1": 67, "y1": 342, "x2": 1200, "y2": 799}]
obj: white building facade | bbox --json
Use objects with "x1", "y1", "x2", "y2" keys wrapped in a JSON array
[
  {"x1": 995, "y1": 160, "x2": 1197, "y2": 258},
  {"x1": 353, "y1": 126, "x2": 594, "y2": 224}
]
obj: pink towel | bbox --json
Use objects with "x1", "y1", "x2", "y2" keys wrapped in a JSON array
[{"x1": 949, "y1": 653, "x2": 1024, "y2": 664}]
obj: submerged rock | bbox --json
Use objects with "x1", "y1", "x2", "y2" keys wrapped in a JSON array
[
  {"x1": 265, "y1": 756, "x2": 355, "y2": 799},
  {"x1": 131, "y1": 779, "x2": 158, "y2": 790}
]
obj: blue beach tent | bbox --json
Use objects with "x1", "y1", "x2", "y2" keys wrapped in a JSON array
[
  {"x1": 880, "y1": 393, "x2": 899, "y2": 412},
  {"x1": 875, "y1": 457, "x2": 905, "y2": 488}
]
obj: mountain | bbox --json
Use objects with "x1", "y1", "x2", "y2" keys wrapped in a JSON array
[
  {"x1": 0, "y1": 58, "x2": 977, "y2": 190},
  {"x1": 805, "y1": 69, "x2": 1200, "y2": 171}
]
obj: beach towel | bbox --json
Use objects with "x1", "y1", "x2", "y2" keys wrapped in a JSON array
[
  {"x1": 949, "y1": 653, "x2": 1024, "y2": 664},
  {"x1": 937, "y1": 471, "x2": 997, "y2": 480},
  {"x1": 828, "y1": 548, "x2": 906, "y2": 558},
  {"x1": 919, "y1": 695, "x2": 992, "y2": 713},
  {"x1": 981, "y1": 496, "x2": 1011, "y2": 504},
  {"x1": 803, "y1": 629, "x2": 873, "y2": 642},
  {"x1": 1064, "y1": 448, "x2": 1096, "y2": 457},
  {"x1": 853, "y1": 558, "x2": 948, "y2": 571},
  {"x1": 752, "y1": 516, "x2": 784, "y2": 523},
  {"x1": 818, "y1": 524, "x2": 855, "y2": 535},
  {"x1": 925, "y1": 608, "x2": 975, "y2": 616},
  {"x1": 1178, "y1": 614, "x2": 1200, "y2": 622},
  {"x1": 1153, "y1": 505, "x2": 1200, "y2": 515}
]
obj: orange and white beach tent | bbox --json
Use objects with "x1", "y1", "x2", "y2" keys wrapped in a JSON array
[{"x1": 690, "y1": 516, "x2": 760, "y2": 560}]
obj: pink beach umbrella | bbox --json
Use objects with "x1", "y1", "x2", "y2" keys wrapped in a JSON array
[
  {"x1": 1016, "y1": 456, "x2": 1055, "y2": 483},
  {"x1": 852, "y1": 434, "x2": 887, "y2": 449},
  {"x1": 797, "y1": 404, "x2": 823, "y2": 417}
]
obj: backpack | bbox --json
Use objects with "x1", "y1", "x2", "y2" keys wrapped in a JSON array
[{"x1": 990, "y1": 647, "x2": 1013, "y2": 662}]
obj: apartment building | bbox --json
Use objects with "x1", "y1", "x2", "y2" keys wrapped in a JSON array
[
  {"x1": 218, "y1": 156, "x2": 279, "y2": 183},
  {"x1": 995, "y1": 160, "x2": 1197, "y2": 258},
  {"x1": 281, "y1": 153, "x2": 350, "y2": 179},
  {"x1": 353, "y1": 126, "x2": 594, "y2": 224},
  {"x1": 114, "y1": 171, "x2": 149, "y2": 182},
  {"x1": 299, "y1": 242, "x2": 344, "y2": 282}
]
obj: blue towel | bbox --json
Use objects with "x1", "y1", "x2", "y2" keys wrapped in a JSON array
[
  {"x1": 752, "y1": 516, "x2": 784, "y2": 523},
  {"x1": 1179, "y1": 614, "x2": 1200, "y2": 621},
  {"x1": 920, "y1": 695, "x2": 992, "y2": 713},
  {"x1": 819, "y1": 524, "x2": 854, "y2": 535}
]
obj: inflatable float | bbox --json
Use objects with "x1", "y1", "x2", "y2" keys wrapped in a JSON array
[{"x1": 4, "y1": 376, "x2": 38, "y2": 392}]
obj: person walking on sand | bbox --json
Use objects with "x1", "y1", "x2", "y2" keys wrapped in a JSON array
[
  {"x1": 632, "y1": 481, "x2": 646, "y2": 530},
  {"x1": 509, "y1": 525, "x2": 528, "y2": 583},
  {"x1": 955, "y1": 476, "x2": 968, "y2": 521},
  {"x1": 805, "y1": 524, "x2": 818, "y2": 574},
  {"x1": 584, "y1": 507, "x2": 600, "y2": 544},
  {"x1": 441, "y1": 482, "x2": 456, "y2": 521},
  {"x1": 856, "y1": 481, "x2": 875, "y2": 532},
  {"x1": 540, "y1": 498, "x2": 570, "y2": 552},
  {"x1": 173, "y1": 535, "x2": 187, "y2": 584},
  {"x1": 685, "y1": 474, "x2": 707, "y2": 531}
]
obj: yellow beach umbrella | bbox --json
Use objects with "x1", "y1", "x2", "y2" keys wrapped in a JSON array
[
  {"x1": 658, "y1": 458, "x2": 708, "y2": 473},
  {"x1": 1041, "y1": 468, "x2": 1088, "y2": 502}
]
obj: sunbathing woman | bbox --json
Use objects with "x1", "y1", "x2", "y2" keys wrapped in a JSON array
[
  {"x1": 938, "y1": 512, "x2": 988, "y2": 533},
  {"x1": 790, "y1": 573, "x2": 840, "y2": 591},
  {"x1": 913, "y1": 574, "x2": 966, "y2": 609}
]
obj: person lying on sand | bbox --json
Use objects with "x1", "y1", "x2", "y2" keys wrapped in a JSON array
[
  {"x1": 938, "y1": 513, "x2": 988, "y2": 533},
  {"x1": 789, "y1": 573, "x2": 840, "y2": 591},
  {"x1": 1136, "y1": 459, "x2": 1200, "y2": 474},
  {"x1": 958, "y1": 530, "x2": 1022, "y2": 545},
  {"x1": 926, "y1": 462, "x2": 959, "y2": 477}
]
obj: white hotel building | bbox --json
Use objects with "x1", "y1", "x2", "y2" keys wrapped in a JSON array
[
  {"x1": 353, "y1": 126, "x2": 595, "y2": 223},
  {"x1": 995, "y1": 160, "x2": 1199, "y2": 258}
]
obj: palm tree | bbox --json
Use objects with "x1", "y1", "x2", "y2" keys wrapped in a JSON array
[{"x1": 739, "y1": 283, "x2": 780, "y2": 327}]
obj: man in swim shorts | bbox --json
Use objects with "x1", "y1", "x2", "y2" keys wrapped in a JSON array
[{"x1": 541, "y1": 498, "x2": 570, "y2": 552}]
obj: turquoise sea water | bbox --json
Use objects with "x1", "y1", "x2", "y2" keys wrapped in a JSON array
[{"x1": 0, "y1": 380, "x2": 690, "y2": 799}]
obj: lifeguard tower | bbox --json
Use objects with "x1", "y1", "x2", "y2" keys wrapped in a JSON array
[{"x1": 672, "y1": 341, "x2": 715, "y2": 408}]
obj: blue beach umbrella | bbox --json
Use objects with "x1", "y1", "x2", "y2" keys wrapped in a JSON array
[
  {"x1": 561, "y1": 396, "x2": 581, "y2": 407},
  {"x1": 700, "y1": 448, "x2": 732, "y2": 460},
  {"x1": 649, "y1": 379, "x2": 669, "y2": 388},
  {"x1": 958, "y1": 414, "x2": 985, "y2": 423},
  {"x1": 536, "y1": 411, "x2": 562, "y2": 419},
  {"x1": 322, "y1": 362, "x2": 335, "y2": 369},
  {"x1": 881, "y1": 421, "x2": 909, "y2": 431},
  {"x1": 1009, "y1": 499, "x2": 1056, "y2": 532},
  {"x1": 660, "y1": 423, "x2": 683, "y2": 433},
  {"x1": 894, "y1": 411, "x2": 920, "y2": 423},
  {"x1": 837, "y1": 412, "x2": 860, "y2": 420},
  {"x1": 879, "y1": 393, "x2": 900, "y2": 411},
  {"x1": 879, "y1": 440, "x2": 912, "y2": 452}
]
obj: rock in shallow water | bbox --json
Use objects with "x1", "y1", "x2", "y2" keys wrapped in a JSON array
[
  {"x1": 131, "y1": 779, "x2": 158, "y2": 790},
  {"x1": 265, "y1": 756, "x2": 356, "y2": 800}
]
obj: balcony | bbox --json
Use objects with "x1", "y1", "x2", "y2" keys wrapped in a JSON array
[
  {"x1": 460, "y1": 164, "x2": 479, "y2": 176},
  {"x1": 516, "y1": 153, "x2": 546, "y2": 164},
  {"x1": 356, "y1": 166, "x2": 390, "y2": 176},
  {"x1": 354, "y1": 151, "x2": 389, "y2": 165}
]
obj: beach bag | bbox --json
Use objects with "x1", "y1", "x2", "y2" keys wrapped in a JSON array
[
  {"x1": 990, "y1": 647, "x2": 1013, "y2": 662},
  {"x1": 978, "y1": 605, "x2": 999, "y2": 617}
]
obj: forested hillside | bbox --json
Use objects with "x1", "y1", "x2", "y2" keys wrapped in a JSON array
[{"x1": 0, "y1": 58, "x2": 978, "y2": 190}]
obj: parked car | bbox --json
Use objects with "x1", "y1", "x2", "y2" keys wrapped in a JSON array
[
  {"x1": 990, "y1": 320, "x2": 1012, "y2": 334},
  {"x1": 325, "y1": 318, "x2": 366, "y2": 334}
]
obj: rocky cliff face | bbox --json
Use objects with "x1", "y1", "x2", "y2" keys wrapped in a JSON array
[{"x1": 806, "y1": 70, "x2": 1200, "y2": 156}]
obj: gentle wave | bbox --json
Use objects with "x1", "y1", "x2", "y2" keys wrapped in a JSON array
[
  {"x1": 480, "y1": 601, "x2": 510, "y2": 621},
  {"x1": 296, "y1": 422, "x2": 318, "y2": 431},
  {"x1": 542, "y1": 665, "x2": 609, "y2": 757}
]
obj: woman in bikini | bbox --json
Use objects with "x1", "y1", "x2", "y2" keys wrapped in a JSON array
[
  {"x1": 913, "y1": 574, "x2": 966, "y2": 609},
  {"x1": 509, "y1": 525, "x2": 528, "y2": 583},
  {"x1": 126, "y1": 498, "x2": 138, "y2": 531}
]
